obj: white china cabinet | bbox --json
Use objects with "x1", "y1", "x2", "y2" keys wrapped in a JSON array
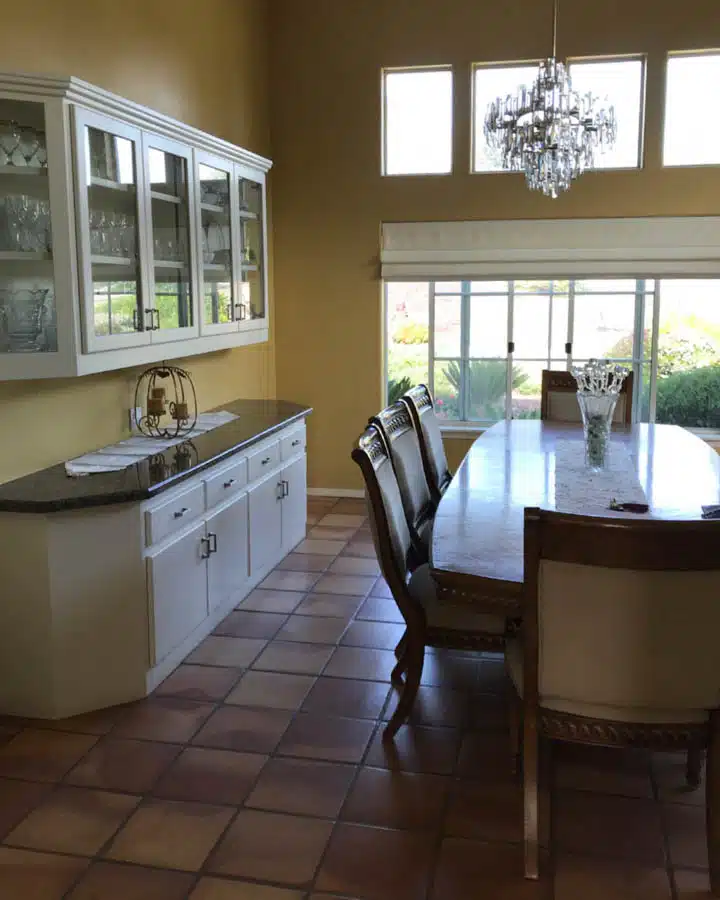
[{"x1": 0, "y1": 74, "x2": 271, "y2": 380}]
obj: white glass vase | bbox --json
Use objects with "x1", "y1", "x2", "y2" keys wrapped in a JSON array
[{"x1": 577, "y1": 392, "x2": 617, "y2": 470}]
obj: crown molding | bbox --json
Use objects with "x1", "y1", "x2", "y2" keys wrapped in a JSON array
[{"x1": 0, "y1": 72, "x2": 272, "y2": 173}]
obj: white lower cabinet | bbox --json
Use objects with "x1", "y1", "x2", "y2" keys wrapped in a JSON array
[
  {"x1": 207, "y1": 491, "x2": 249, "y2": 613},
  {"x1": 281, "y1": 456, "x2": 307, "y2": 552},
  {"x1": 148, "y1": 520, "x2": 208, "y2": 665},
  {"x1": 144, "y1": 421, "x2": 307, "y2": 680},
  {"x1": 248, "y1": 474, "x2": 283, "y2": 577}
]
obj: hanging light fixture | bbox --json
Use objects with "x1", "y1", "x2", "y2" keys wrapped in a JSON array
[{"x1": 483, "y1": 0, "x2": 617, "y2": 198}]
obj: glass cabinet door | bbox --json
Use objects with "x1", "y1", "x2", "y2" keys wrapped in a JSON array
[
  {"x1": 237, "y1": 173, "x2": 265, "y2": 324},
  {"x1": 197, "y1": 157, "x2": 237, "y2": 334},
  {"x1": 74, "y1": 109, "x2": 148, "y2": 351},
  {"x1": 0, "y1": 99, "x2": 57, "y2": 354},
  {"x1": 145, "y1": 136, "x2": 196, "y2": 342}
]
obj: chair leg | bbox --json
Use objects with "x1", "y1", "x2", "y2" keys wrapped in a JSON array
[
  {"x1": 707, "y1": 710, "x2": 720, "y2": 895},
  {"x1": 687, "y1": 746, "x2": 705, "y2": 789},
  {"x1": 390, "y1": 651, "x2": 407, "y2": 687},
  {"x1": 523, "y1": 704, "x2": 540, "y2": 880},
  {"x1": 394, "y1": 631, "x2": 407, "y2": 660},
  {"x1": 384, "y1": 636, "x2": 424, "y2": 741}
]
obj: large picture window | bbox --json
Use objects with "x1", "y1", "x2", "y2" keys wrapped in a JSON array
[{"x1": 385, "y1": 278, "x2": 720, "y2": 430}]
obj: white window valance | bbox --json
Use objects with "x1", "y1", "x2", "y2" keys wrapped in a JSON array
[{"x1": 380, "y1": 217, "x2": 720, "y2": 279}]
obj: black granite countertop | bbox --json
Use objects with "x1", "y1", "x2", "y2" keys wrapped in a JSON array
[{"x1": 0, "y1": 399, "x2": 312, "y2": 513}]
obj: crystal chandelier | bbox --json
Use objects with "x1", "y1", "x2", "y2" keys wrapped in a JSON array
[{"x1": 483, "y1": 0, "x2": 617, "y2": 198}]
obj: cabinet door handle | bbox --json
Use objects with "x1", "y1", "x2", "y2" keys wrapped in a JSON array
[
  {"x1": 283, "y1": 479, "x2": 290, "y2": 497},
  {"x1": 173, "y1": 506, "x2": 189, "y2": 519},
  {"x1": 276, "y1": 481, "x2": 284, "y2": 500},
  {"x1": 234, "y1": 302, "x2": 247, "y2": 321},
  {"x1": 261, "y1": 456, "x2": 271, "y2": 465},
  {"x1": 153, "y1": 308, "x2": 161, "y2": 330},
  {"x1": 200, "y1": 535, "x2": 211, "y2": 559},
  {"x1": 208, "y1": 532, "x2": 218, "y2": 554},
  {"x1": 132, "y1": 308, "x2": 141, "y2": 332},
  {"x1": 144, "y1": 308, "x2": 154, "y2": 330},
  {"x1": 223, "y1": 478, "x2": 236, "y2": 488},
  {"x1": 291, "y1": 439, "x2": 301, "y2": 447}
]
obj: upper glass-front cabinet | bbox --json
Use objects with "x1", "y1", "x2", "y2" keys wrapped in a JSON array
[
  {"x1": 145, "y1": 135, "x2": 197, "y2": 343},
  {"x1": 197, "y1": 153, "x2": 236, "y2": 334},
  {"x1": 238, "y1": 171, "x2": 265, "y2": 324},
  {"x1": 75, "y1": 109, "x2": 148, "y2": 352},
  {"x1": 0, "y1": 99, "x2": 57, "y2": 357},
  {"x1": 0, "y1": 74, "x2": 271, "y2": 380}
]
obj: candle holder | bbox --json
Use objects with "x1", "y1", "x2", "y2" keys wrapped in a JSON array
[
  {"x1": 134, "y1": 365, "x2": 197, "y2": 439},
  {"x1": 571, "y1": 359, "x2": 629, "y2": 470}
]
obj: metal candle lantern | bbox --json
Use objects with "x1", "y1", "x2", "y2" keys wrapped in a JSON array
[
  {"x1": 134, "y1": 365, "x2": 197, "y2": 439},
  {"x1": 571, "y1": 359, "x2": 629, "y2": 470}
]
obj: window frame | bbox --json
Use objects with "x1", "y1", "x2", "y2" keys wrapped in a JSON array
[
  {"x1": 381, "y1": 64, "x2": 454, "y2": 177},
  {"x1": 663, "y1": 49, "x2": 720, "y2": 168},
  {"x1": 470, "y1": 54, "x2": 646, "y2": 175},
  {"x1": 384, "y1": 276, "x2": 720, "y2": 438}
]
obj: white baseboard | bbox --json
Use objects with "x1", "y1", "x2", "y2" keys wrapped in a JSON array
[{"x1": 308, "y1": 488, "x2": 365, "y2": 499}]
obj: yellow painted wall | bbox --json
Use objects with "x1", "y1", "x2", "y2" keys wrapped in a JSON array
[
  {"x1": 270, "y1": 0, "x2": 720, "y2": 491},
  {"x1": 0, "y1": 0, "x2": 273, "y2": 483}
]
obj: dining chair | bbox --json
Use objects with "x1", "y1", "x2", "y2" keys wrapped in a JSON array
[
  {"x1": 401, "y1": 384, "x2": 452, "y2": 504},
  {"x1": 352, "y1": 425, "x2": 507, "y2": 739},
  {"x1": 370, "y1": 401, "x2": 436, "y2": 568},
  {"x1": 540, "y1": 369, "x2": 634, "y2": 425},
  {"x1": 512, "y1": 508, "x2": 720, "y2": 887}
]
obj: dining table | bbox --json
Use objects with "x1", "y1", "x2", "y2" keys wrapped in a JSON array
[{"x1": 430, "y1": 419, "x2": 720, "y2": 613}]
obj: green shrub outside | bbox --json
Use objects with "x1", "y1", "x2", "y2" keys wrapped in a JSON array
[{"x1": 655, "y1": 365, "x2": 720, "y2": 428}]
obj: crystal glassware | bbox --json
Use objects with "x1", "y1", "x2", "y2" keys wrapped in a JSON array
[
  {"x1": 17, "y1": 125, "x2": 39, "y2": 167},
  {"x1": 571, "y1": 359, "x2": 629, "y2": 470},
  {"x1": 0, "y1": 120, "x2": 20, "y2": 167},
  {"x1": 33, "y1": 131, "x2": 47, "y2": 168},
  {"x1": 0, "y1": 287, "x2": 50, "y2": 352}
]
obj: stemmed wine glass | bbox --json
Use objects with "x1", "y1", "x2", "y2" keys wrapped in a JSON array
[
  {"x1": 18, "y1": 126, "x2": 39, "y2": 167},
  {"x1": 0, "y1": 120, "x2": 20, "y2": 167}
]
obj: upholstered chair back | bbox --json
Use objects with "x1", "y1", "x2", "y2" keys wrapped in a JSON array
[
  {"x1": 371, "y1": 401, "x2": 435, "y2": 562},
  {"x1": 540, "y1": 370, "x2": 634, "y2": 425},
  {"x1": 402, "y1": 384, "x2": 452, "y2": 501},
  {"x1": 351, "y1": 426, "x2": 413, "y2": 593},
  {"x1": 522, "y1": 509, "x2": 720, "y2": 724}
]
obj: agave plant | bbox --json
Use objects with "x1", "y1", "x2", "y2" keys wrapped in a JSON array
[
  {"x1": 387, "y1": 375, "x2": 413, "y2": 404},
  {"x1": 443, "y1": 360, "x2": 528, "y2": 419}
]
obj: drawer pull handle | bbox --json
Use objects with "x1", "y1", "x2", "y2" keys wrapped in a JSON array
[
  {"x1": 173, "y1": 507, "x2": 189, "y2": 519},
  {"x1": 261, "y1": 456, "x2": 271, "y2": 465},
  {"x1": 291, "y1": 439, "x2": 301, "y2": 447},
  {"x1": 223, "y1": 478, "x2": 236, "y2": 488}
]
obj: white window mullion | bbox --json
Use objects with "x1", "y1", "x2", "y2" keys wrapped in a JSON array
[
  {"x1": 567, "y1": 280, "x2": 575, "y2": 368},
  {"x1": 649, "y1": 280, "x2": 661, "y2": 423},
  {"x1": 428, "y1": 282, "x2": 436, "y2": 399},
  {"x1": 631, "y1": 278, "x2": 646, "y2": 423},
  {"x1": 460, "y1": 280, "x2": 471, "y2": 421},
  {"x1": 506, "y1": 280, "x2": 515, "y2": 419}
]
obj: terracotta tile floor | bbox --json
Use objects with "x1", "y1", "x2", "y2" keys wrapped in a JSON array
[{"x1": 0, "y1": 494, "x2": 712, "y2": 898}]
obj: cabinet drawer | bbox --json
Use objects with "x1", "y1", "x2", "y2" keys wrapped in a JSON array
[
  {"x1": 145, "y1": 483, "x2": 205, "y2": 546},
  {"x1": 205, "y1": 457, "x2": 248, "y2": 509},
  {"x1": 280, "y1": 427, "x2": 306, "y2": 460},
  {"x1": 248, "y1": 441, "x2": 280, "y2": 481}
]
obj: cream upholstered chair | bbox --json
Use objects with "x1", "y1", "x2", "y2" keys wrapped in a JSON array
[
  {"x1": 540, "y1": 369, "x2": 634, "y2": 425},
  {"x1": 511, "y1": 508, "x2": 720, "y2": 887},
  {"x1": 371, "y1": 401, "x2": 436, "y2": 568},
  {"x1": 401, "y1": 384, "x2": 452, "y2": 503},
  {"x1": 352, "y1": 425, "x2": 507, "y2": 739}
]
